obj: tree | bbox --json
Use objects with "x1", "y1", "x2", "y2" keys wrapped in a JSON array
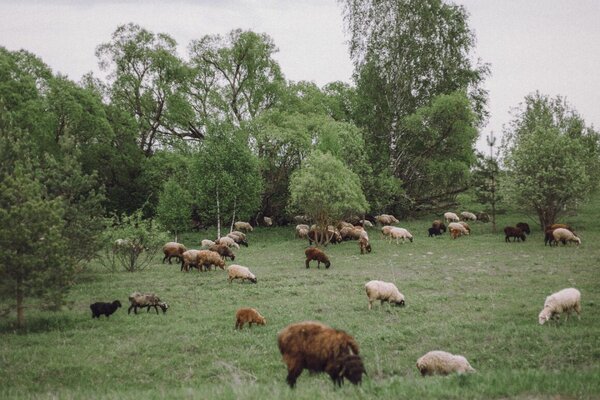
[
  {"x1": 339, "y1": 0, "x2": 489, "y2": 211},
  {"x1": 471, "y1": 132, "x2": 501, "y2": 232},
  {"x1": 502, "y1": 93, "x2": 600, "y2": 228},
  {"x1": 288, "y1": 151, "x2": 369, "y2": 245},
  {"x1": 156, "y1": 177, "x2": 194, "y2": 242}
]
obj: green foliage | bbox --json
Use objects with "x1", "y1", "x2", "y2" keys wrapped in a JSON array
[
  {"x1": 502, "y1": 93, "x2": 600, "y2": 228},
  {"x1": 156, "y1": 177, "x2": 194, "y2": 241},
  {"x1": 99, "y1": 210, "x2": 169, "y2": 273},
  {"x1": 288, "y1": 150, "x2": 368, "y2": 242}
]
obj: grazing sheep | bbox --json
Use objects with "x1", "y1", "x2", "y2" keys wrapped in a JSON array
[
  {"x1": 128, "y1": 292, "x2": 168, "y2": 314},
  {"x1": 208, "y1": 244, "x2": 236, "y2": 261},
  {"x1": 450, "y1": 228, "x2": 464, "y2": 239},
  {"x1": 277, "y1": 321, "x2": 365, "y2": 388},
  {"x1": 162, "y1": 242, "x2": 187, "y2": 264},
  {"x1": 181, "y1": 249, "x2": 202, "y2": 272},
  {"x1": 432, "y1": 220, "x2": 447, "y2": 233},
  {"x1": 359, "y1": 220, "x2": 373, "y2": 228},
  {"x1": 235, "y1": 307, "x2": 266, "y2": 330},
  {"x1": 308, "y1": 227, "x2": 341, "y2": 245},
  {"x1": 296, "y1": 227, "x2": 309, "y2": 239},
  {"x1": 227, "y1": 264, "x2": 257, "y2": 284},
  {"x1": 428, "y1": 227, "x2": 442, "y2": 237},
  {"x1": 359, "y1": 237, "x2": 372, "y2": 254},
  {"x1": 448, "y1": 222, "x2": 469, "y2": 236},
  {"x1": 380, "y1": 225, "x2": 395, "y2": 239},
  {"x1": 458, "y1": 221, "x2": 471, "y2": 233},
  {"x1": 90, "y1": 300, "x2": 122, "y2": 319},
  {"x1": 504, "y1": 226, "x2": 526, "y2": 242},
  {"x1": 305, "y1": 247, "x2": 331, "y2": 269},
  {"x1": 200, "y1": 239, "x2": 216, "y2": 249},
  {"x1": 337, "y1": 221, "x2": 354, "y2": 230},
  {"x1": 416, "y1": 351, "x2": 475, "y2": 376},
  {"x1": 197, "y1": 250, "x2": 226, "y2": 271},
  {"x1": 263, "y1": 216, "x2": 273, "y2": 226},
  {"x1": 444, "y1": 212, "x2": 460, "y2": 223},
  {"x1": 226, "y1": 232, "x2": 248, "y2": 247},
  {"x1": 538, "y1": 288, "x2": 581, "y2": 325},
  {"x1": 340, "y1": 226, "x2": 365, "y2": 241},
  {"x1": 460, "y1": 211, "x2": 477, "y2": 221},
  {"x1": 552, "y1": 228, "x2": 581, "y2": 246},
  {"x1": 215, "y1": 236, "x2": 240, "y2": 249},
  {"x1": 375, "y1": 214, "x2": 399, "y2": 225},
  {"x1": 516, "y1": 222, "x2": 531, "y2": 235},
  {"x1": 234, "y1": 221, "x2": 254, "y2": 232},
  {"x1": 476, "y1": 212, "x2": 490, "y2": 223},
  {"x1": 388, "y1": 227, "x2": 413, "y2": 243},
  {"x1": 365, "y1": 280, "x2": 405, "y2": 310}
]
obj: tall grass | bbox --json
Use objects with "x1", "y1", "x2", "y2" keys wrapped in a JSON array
[{"x1": 1, "y1": 206, "x2": 599, "y2": 399}]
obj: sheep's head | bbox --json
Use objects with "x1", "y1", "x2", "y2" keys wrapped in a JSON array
[
  {"x1": 258, "y1": 316, "x2": 266, "y2": 325},
  {"x1": 520, "y1": 234, "x2": 526, "y2": 242},
  {"x1": 113, "y1": 300, "x2": 122, "y2": 308},
  {"x1": 158, "y1": 302, "x2": 169, "y2": 314},
  {"x1": 249, "y1": 277, "x2": 257, "y2": 284},
  {"x1": 332, "y1": 354, "x2": 366, "y2": 386},
  {"x1": 394, "y1": 299, "x2": 406, "y2": 307},
  {"x1": 325, "y1": 260, "x2": 331, "y2": 269},
  {"x1": 216, "y1": 259, "x2": 226, "y2": 268},
  {"x1": 538, "y1": 307, "x2": 552, "y2": 325},
  {"x1": 240, "y1": 240, "x2": 249, "y2": 247}
]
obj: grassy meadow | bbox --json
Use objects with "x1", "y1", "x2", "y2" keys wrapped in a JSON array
[{"x1": 1, "y1": 204, "x2": 600, "y2": 399}]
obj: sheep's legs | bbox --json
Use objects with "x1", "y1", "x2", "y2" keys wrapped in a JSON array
[{"x1": 286, "y1": 365, "x2": 303, "y2": 388}]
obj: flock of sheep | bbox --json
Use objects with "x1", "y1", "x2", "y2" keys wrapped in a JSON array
[{"x1": 92, "y1": 212, "x2": 583, "y2": 388}]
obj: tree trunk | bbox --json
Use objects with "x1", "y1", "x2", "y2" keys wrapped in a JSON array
[
  {"x1": 216, "y1": 187, "x2": 221, "y2": 239},
  {"x1": 16, "y1": 279, "x2": 25, "y2": 329},
  {"x1": 230, "y1": 197, "x2": 237, "y2": 234},
  {"x1": 491, "y1": 174, "x2": 497, "y2": 233}
]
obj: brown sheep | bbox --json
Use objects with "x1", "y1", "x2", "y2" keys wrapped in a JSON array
[
  {"x1": 516, "y1": 222, "x2": 531, "y2": 235},
  {"x1": 197, "y1": 250, "x2": 226, "y2": 271},
  {"x1": 359, "y1": 237, "x2": 371, "y2": 254},
  {"x1": 450, "y1": 228, "x2": 463, "y2": 239},
  {"x1": 504, "y1": 226, "x2": 526, "y2": 242},
  {"x1": 305, "y1": 247, "x2": 331, "y2": 269},
  {"x1": 181, "y1": 249, "x2": 201, "y2": 272},
  {"x1": 547, "y1": 223, "x2": 573, "y2": 232},
  {"x1": 162, "y1": 242, "x2": 187, "y2": 264},
  {"x1": 432, "y1": 220, "x2": 446, "y2": 233},
  {"x1": 235, "y1": 307, "x2": 266, "y2": 330},
  {"x1": 208, "y1": 244, "x2": 236, "y2": 261},
  {"x1": 277, "y1": 321, "x2": 366, "y2": 388},
  {"x1": 458, "y1": 221, "x2": 471, "y2": 234}
]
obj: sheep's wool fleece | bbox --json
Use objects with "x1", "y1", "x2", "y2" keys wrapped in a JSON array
[
  {"x1": 365, "y1": 280, "x2": 403, "y2": 302},
  {"x1": 417, "y1": 351, "x2": 474, "y2": 375}
]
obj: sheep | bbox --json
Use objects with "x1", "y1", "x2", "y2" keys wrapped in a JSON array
[
  {"x1": 215, "y1": 236, "x2": 240, "y2": 249},
  {"x1": 416, "y1": 351, "x2": 475, "y2": 376},
  {"x1": 90, "y1": 300, "x2": 122, "y2": 319},
  {"x1": 428, "y1": 227, "x2": 442, "y2": 237},
  {"x1": 263, "y1": 216, "x2": 273, "y2": 226},
  {"x1": 544, "y1": 228, "x2": 556, "y2": 246},
  {"x1": 235, "y1": 307, "x2": 266, "y2": 330},
  {"x1": 380, "y1": 225, "x2": 395, "y2": 239},
  {"x1": 458, "y1": 221, "x2": 471, "y2": 233},
  {"x1": 127, "y1": 292, "x2": 168, "y2": 315},
  {"x1": 337, "y1": 221, "x2": 354, "y2": 230},
  {"x1": 308, "y1": 227, "x2": 341, "y2": 245},
  {"x1": 200, "y1": 239, "x2": 216, "y2": 249},
  {"x1": 504, "y1": 226, "x2": 526, "y2": 242},
  {"x1": 448, "y1": 222, "x2": 469, "y2": 236},
  {"x1": 388, "y1": 227, "x2": 413, "y2": 243},
  {"x1": 296, "y1": 227, "x2": 309, "y2": 239},
  {"x1": 538, "y1": 288, "x2": 581, "y2": 325},
  {"x1": 294, "y1": 215, "x2": 310, "y2": 224},
  {"x1": 226, "y1": 231, "x2": 248, "y2": 247},
  {"x1": 432, "y1": 220, "x2": 446, "y2": 233},
  {"x1": 359, "y1": 237, "x2": 372, "y2": 254},
  {"x1": 365, "y1": 280, "x2": 405, "y2": 310},
  {"x1": 305, "y1": 247, "x2": 331, "y2": 269},
  {"x1": 375, "y1": 214, "x2": 399, "y2": 225},
  {"x1": 181, "y1": 249, "x2": 202, "y2": 272},
  {"x1": 340, "y1": 226, "x2": 365, "y2": 241},
  {"x1": 208, "y1": 244, "x2": 236, "y2": 261},
  {"x1": 476, "y1": 212, "x2": 490, "y2": 223},
  {"x1": 450, "y1": 228, "x2": 463, "y2": 239},
  {"x1": 444, "y1": 212, "x2": 460, "y2": 223},
  {"x1": 359, "y1": 219, "x2": 373, "y2": 228},
  {"x1": 197, "y1": 250, "x2": 226, "y2": 271},
  {"x1": 277, "y1": 321, "x2": 366, "y2": 388},
  {"x1": 227, "y1": 264, "x2": 257, "y2": 284},
  {"x1": 162, "y1": 242, "x2": 187, "y2": 264},
  {"x1": 113, "y1": 238, "x2": 144, "y2": 255},
  {"x1": 547, "y1": 223, "x2": 573, "y2": 232},
  {"x1": 516, "y1": 222, "x2": 531, "y2": 235},
  {"x1": 552, "y1": 228, "x2": 581, "y2": 246},
  {"x1": 234, "y1": 221, "x2": 253, "y2": 232},
  {"x1": 460, "y1": 211, "x2": 477, "y2": 221}
]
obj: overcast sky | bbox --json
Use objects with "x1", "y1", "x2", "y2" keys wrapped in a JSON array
[{"x1": 1, "y1": 0, "x2": 598, "y2": 151}]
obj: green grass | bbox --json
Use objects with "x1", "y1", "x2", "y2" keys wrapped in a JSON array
[{"x1": 1, "y1": 206, "x2": 600, "y2": 399}]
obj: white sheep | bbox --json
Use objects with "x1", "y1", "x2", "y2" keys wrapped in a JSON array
[
  {"x1": 551, "y1": 228, "x2": 581, "y2": 246},
  {"x1": 263, "y1": 216, "x2": 273, "y2": 226},
  {"x1": 388, "y1": 227, "x2": 413, "y2": 243},
  {"x1": 215, "y1": 236, "x2": 240, "y2": 249},
  {"x1": 234, "y1": 221, "x2": 253, "y2": 232},
  {"x1": 380, "y1": 225, "x2": 395, "y2": 239},
  {"x1": 444, "y1": 212, "x2": 460, "y2": 223},
  {"x1": 200, "y1": 239, "x2": 215, "y2": 249},
  {"x1": 364, "y1": 280, "x2": 405, "y2": 310},
  {"x1": 460, "y1": 211, "x2": 477, "y2": 221},
  {"x1": 227, "y1": 264, "x2": 257, "y2": 284},
  {"x1": 416, "y1": 351, "x2": 475, "y2": 376},
  {"x1": 360, "y1": 220, "x2": 373, "y2": 228},
  {"x1": 538, "y1": 288, "x2": 581, "y2": 325}
]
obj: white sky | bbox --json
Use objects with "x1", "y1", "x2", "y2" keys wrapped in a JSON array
[{"x1": 1, "y1": 0, "x2": 598, "y2": 151}]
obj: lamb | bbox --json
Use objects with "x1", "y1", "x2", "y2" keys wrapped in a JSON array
[
  {"x1": 365, "y1": 280, "x2": 405, "y2": 310},
  {"x1": 90, "y1": 300, "x2": 122, "y2": 319},
  {"x1": 416, "y1": 351, "x2": 475, "y2": 376},
  {"x1": 504, "y1": 226, "x2": 526, "y2": 242},
  {"x1": 305, "y1": 247, "x2": 331, "y2": 269},
  {"x1": 448, "y1": 222, "x2": 469, "y2": 236},
  {"x1": 460, "y1": 211, "x2": 477, "y2": 221},
  {"x1": 227, "y1": 264, "x2": 257, "y2": 284},
  {"x1": 200, "y1": 239, "x2": 216, "y2": 249},
  {"x1": 444, "y1": 212, "x2": 460, "y2": 223},
  {"x1": 359, "y1": 236, "x2": 372, "y2": 254},
  {"x1": 552, "y1": 228, "x2": 581, "y2": 246},
  {"x1": 162, "y1": 242, "x2": 187, "y2": 264},
  {"x1": 388, "y1": 227, "x2": 413, "y2": 243},
  {"x1": 233, "y1": 221, "x2": 253, "y2": 232},
  {"x1": 208, "y1": 244, "x2": 236, "y2": 261},
  {"x1": 277, "y1": 321, "x2": 366, "y2": 388},
  {"x1": 128, "y1": 292, "x2": 168, "y2": 314},
  {"x1": 227, "y1": 231, "x2": 249, "y2": 247},
  {"x1": 215, "y1": 236, "x2": 240, "y2": 249},
  {"x1": 235, "y1": 307, "x2": 266, "y2": 330},
  {"x1": 432, "y1": 220, "x2": 446, "y2": 233},
  {"x1": 516, "y1": 222, "x2": 531, "y2": 235},
  {"x1": 538, "y1": 288, "x2": 581, "y2": 325}
]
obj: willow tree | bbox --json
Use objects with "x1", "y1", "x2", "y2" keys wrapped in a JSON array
[{"x1": 288, "y1": 151, "x2": 369, "y2": 245}]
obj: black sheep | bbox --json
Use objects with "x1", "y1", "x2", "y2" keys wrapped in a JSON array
[
  {"x1": 504, "y1": 226, "x2": 526, "y2": 242},
  {"x1": 516, "y1": 222, "x2": 531, "y2": 235},
  {"x1": 428, "y1": 227, "x2": 442, "y2": 237},
  {"x1": 90, "y1": 300, "x2": 122, "y2": 318}
]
